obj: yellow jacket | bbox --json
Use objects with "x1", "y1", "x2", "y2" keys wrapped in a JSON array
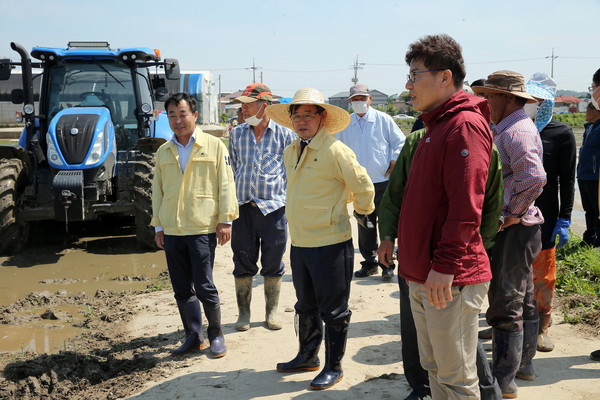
[
  {"x1": 284, "y1": 128, "x2": 374, "y2": 248},
  {"x1": 151, "y1": 127, "x2": 239, "y2": 235}
]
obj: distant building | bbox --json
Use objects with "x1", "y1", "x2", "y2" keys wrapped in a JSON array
[
  {"x1": 553, "y1": 96, "x2": 584, "y2": 114},
  {"x1": 328, "y1": 89, "x2": 389, "y2": 111}
]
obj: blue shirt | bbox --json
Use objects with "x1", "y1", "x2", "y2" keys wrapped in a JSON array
[
  {"x1": 336, "y1": 107, "x2": 406, "y2": 183},
  {"x1": 173, "y1": 133, "x2": 195, "y2": 172},
  {"x1": 229, "y1": 119, "x2": 296, "y2": 215}
]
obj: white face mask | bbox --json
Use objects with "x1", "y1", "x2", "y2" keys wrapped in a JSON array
[
  {"x1": 591, "y1": 87, "x2": 600, "y2": 110},
  {"x1": 245, "y1": 103, "x2": 264, "y2": 126},
  {"x1": 351, "y1": 101, "x2": 369, "y2": 114},
  {"x1": 523, "y1": 102, "x2": 539, "y2": 119}
]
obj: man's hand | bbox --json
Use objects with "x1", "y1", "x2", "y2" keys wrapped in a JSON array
[
  {"x1": 353, "y1": 211, "x2": 374, "y2": 229},
  {"x1": 155, "y1": 231, "x2": 165, "y2": 249},
  {"x1": 499, "y1": 216, "x2": 520, "y2": 231},
  {"x1": 384, "y1": 160, "x2": 396, "y2": 178},
  {"x1": 216, "y1": 223, "x2": 232, "y2": 246},
  {"x1": 377, "y1": 240, "x2": 395, "y2": 267},
  {"x1": 422, "y1": 269, "x2": 454, "y2": 310}
]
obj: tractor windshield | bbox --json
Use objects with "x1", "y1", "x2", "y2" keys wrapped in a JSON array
[{"x1": 46, "y1": 61, "x2": 152, "y2": 148}]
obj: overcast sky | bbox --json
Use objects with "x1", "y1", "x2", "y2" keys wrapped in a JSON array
[{"x1": 2, "y1": 0, "x2": 599, "y2": 99}]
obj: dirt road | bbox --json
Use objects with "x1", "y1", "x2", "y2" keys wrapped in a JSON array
[{"x1": 1, "y1": 219, "x2": 599, "y2": 399}]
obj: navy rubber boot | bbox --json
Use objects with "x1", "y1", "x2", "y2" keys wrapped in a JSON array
[{"x1": 277, "y1": 314, "x2": 322, "y2": 372}]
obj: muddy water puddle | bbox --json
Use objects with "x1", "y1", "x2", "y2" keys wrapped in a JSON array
[{"x1": 0, "y1": 217, "x2": 167, "y2": 354}]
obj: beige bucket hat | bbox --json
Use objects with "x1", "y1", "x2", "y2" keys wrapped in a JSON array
[
  {"x1": 265, "y1": 88, "x2": 351, "y2": 134},
  {"x1": 472, "y1": 70, "x2": 538, "y2": 103}
]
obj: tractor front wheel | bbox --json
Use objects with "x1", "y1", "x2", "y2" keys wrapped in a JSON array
[{"x1": 0, "y1": 158, "x2": 29, "y2": 254}]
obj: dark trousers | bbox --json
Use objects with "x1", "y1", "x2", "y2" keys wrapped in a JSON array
[
  {"x1": 290, "y1": 240, "x2": 353, "y2": 322},
  {"x1": 231, "y1": 203, "x2": 287, "y2": 277},
  {"x1": 399, "y1": 276, "x2": 430, "y2": 394},
  {"x1": 487, "y1": 224, "x2": 541, "y2": 332},
  {"x1": 358, "y1": 181, "x2": 388, "y2": 264},
  {"x1": 578, "y1": 180, "x2": 600, "y2": 244},
  {"x1": 164, "y1": 233, "x2": 219, "y2": 307}
]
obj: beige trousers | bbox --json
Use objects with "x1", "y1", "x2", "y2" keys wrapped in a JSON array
[{"x1": 409, "y1": 280, "x2": 489, "y2": 400}]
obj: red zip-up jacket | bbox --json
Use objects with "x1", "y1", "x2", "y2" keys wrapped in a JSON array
[{"x1": 397, "y1": 91, "x2": 493, "y2": 285}]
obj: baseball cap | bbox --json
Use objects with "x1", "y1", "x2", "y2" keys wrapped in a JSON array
[
  {"x1": 234, "y1": 83, "x2": 273, "y2": 103},
  {"x1": 348, "y1": 83, "x2": 369, "y2": 99}
]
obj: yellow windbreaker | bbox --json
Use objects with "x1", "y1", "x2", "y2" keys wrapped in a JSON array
[
  {"x1": 151, "y1": 127, "x2": 239, "y2": 235},
  {"x1": 284, "y1": 128, "x2": 374, "y2": 247}
]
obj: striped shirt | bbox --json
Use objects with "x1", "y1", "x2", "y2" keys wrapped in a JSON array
[
  {"x1": 493, "y1": 107, "x2": 546, "y2": 224},
  {"x1": 229, "y1": 119, "x2": 296, "y2": 215}
]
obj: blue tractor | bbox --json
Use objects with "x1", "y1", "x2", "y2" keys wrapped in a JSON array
[{"x1": 0, "y1": 41, "x2": 180, "y2": 254}]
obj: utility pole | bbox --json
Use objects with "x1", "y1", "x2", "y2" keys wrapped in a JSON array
[
  {"x1": 218, "y1": 74, "x2": 221, "y2": 117},
  {"x1": 545, "y1": 48, "x2": 558, "y2": 78},
  {"x1": 351, "y1": 55, "x2": 365, "y2": 84},
  {"x1": 246, "y1": 58, "x2": 261, "y2": 83},
  {"x1": 260, "y1": 71, "x2": 263, "y2": 83}
]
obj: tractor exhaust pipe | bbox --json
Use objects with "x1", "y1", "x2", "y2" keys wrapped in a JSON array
[
  {"x1": 10, "y1": 42, "x2": 35, "y2": 112},
  {"x1": 11, "y1": 42, "x2": 36, "y2": 152}
]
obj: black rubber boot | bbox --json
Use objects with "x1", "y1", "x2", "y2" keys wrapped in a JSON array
[
  {"x1": 516, "y1": 318, "x2": 538, "y2": 381},
  {"x1": 277, "y1": 314, "x2": 323, "y2": 372},
  {"x1": 309, "y1": 312, "x2": 350, "y2": 390},
  {"x1": 492, "y1": 328, "x2": 523, "y2": 399},
  {"x1": 205, "y1": 303, "x2": 226, "y2": 358},
  {"x1": 476, "y1": 339, "x2": 502, "y2": 400},
  {"x1": 172, "y1": 299, "x2": 207, "y2": 356}
]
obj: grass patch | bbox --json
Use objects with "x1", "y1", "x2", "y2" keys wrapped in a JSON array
[{"x1": 556, "y1": 233, "x2": 600, "y2": 334}]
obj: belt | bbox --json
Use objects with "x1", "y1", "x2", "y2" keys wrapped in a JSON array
[{"x1": 248, "y1": 201, "x2": 259, "y2": 208}]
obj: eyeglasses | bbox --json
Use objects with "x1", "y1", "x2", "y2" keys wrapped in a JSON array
[
  {"x1": 407, "y1": 69, "x2": 445, "y2": 83},
  {"x1": 290, "y1": 113, "x2": 320, "y2": 123},
  {"x1": 590, "y1": 86, "x2": 598, "y2": 92}
]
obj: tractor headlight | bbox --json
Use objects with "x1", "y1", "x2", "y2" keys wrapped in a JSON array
[
  {"x1": 85, "y1": 130, "x2": 104, "y2": 165},
  {"x1": 46, "y1": 133, "x2": 64, "y2": 166}
]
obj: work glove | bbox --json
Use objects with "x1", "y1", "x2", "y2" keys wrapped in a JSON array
[
  {"x1": 551, "y1": 218, "x2": 571, "y2": 249},
  {"x1": 353, "y1": 211, "x2": 374, "y2": 229}
]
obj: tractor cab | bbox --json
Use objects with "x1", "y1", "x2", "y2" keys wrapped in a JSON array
[{"x1": 0, "y1": 41, "x2": 179, "y2": 253}]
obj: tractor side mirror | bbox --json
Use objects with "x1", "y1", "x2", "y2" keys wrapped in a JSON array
[
  {"x1": 164, "y1": 58, "x2": 180, "y2": 80},
  {"x1": 154, "y1": 87, "x2": 169, "y2": 102},
  {"x1": 0, "y1": 59, "x2": 12, "y2": 80},
  {"x1": 11, "y1": 88, "x2": 24, "y2": 104}
]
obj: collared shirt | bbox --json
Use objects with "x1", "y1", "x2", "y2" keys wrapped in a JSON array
[
  {"x1": 336, "y1": 107, "x2": 406, "y2": 183},
  {"x1": 493, "y1": 108, "x2": 546, "y2": 223},
  {"x1": 152, "y1": 127, "x2": 239, "y2": 234},
  {"x1": 229, "y1": 119, "x2": 295, "y2": 215},
  {"x1": 172, "y1": 133, "x2": 196, "y2": 173}
]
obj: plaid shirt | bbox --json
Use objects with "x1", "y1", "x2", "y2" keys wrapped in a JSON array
[
  {"x1": 493, "y1": 108, "x2": 546, "y2": 223},
  {"x1": 229, "y1": 119, "x2": 296, "y2": 215}
]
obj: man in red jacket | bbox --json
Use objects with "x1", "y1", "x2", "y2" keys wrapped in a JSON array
[{"x1": 391, "y1": 34, "x2": 494, "y2": 399}]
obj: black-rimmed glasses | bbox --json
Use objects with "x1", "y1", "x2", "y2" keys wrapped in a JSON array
[{"x1": 407, "y1": 69, "x2": 444, "y2": 83}]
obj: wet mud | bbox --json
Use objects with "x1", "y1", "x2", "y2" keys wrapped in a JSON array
[{"x1": 0, "y1": 217, "x2": 177, "y2": 399}]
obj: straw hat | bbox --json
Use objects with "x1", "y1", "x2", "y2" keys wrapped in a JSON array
[
  {"x1": 472, "y1": 70, "x2": 537, "y2": 103},
  {"x1": 265, "y1": 88, "x2": 351, "y2": 134}
]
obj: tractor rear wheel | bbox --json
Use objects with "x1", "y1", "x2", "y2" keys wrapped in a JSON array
[
  {"x1": 133, "y1": 151, "x2": 156, "y2": 249},
  {"x1": 0, "y1": 158, "x2": 29, "y2": 254}
]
